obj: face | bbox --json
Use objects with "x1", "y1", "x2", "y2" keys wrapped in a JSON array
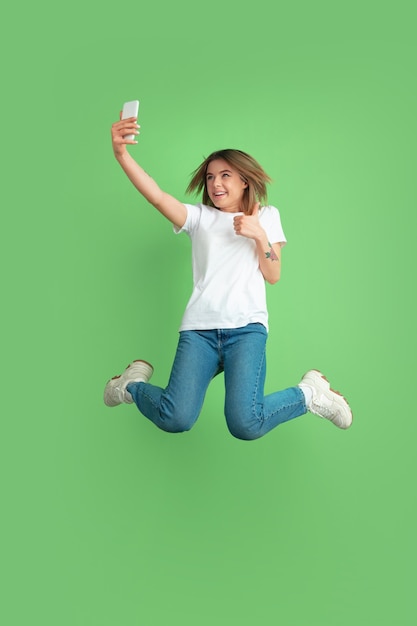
[{"x1": 205, "y1": 159, "x2": 248, "y2": 212}]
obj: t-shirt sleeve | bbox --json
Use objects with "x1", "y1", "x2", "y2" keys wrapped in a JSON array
[
  {"x1": 261, "y1": 205, "x2": 287, "y2": 246},
  {"x1": 173, "y1": 203, "x2": 202, "y2": 235}
]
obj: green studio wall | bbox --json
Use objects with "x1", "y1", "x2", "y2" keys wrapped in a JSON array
[{"x1": 2, "y1": 1, "x2": 416, "y2": 625}]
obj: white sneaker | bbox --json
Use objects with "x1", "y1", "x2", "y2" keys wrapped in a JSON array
[
  {"x1": 299, "y1": 370, "x2": 353, "y2": 429},
  {"x1": 104, "y1": 360, "x2": 154, "y2": 407}
]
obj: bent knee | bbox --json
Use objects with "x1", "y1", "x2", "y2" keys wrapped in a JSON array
[
  {"x1": 163, "y1": 419, "x2": 194, "y2": 434},
  {"x1": 159, "y1": 406, "x2": 198, "y2": 434},
  {"x1": 226, "y1": 417, "x2": 262, "y2": 441},
  {"x1": 229, "y1": 429, "x2": 262, "y2": 441}
]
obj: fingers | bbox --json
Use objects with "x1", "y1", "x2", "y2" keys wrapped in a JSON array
[
  {"x1": 233, "y1": 210, "x2": 262, "y2": 238},
  {"x1": 233, "y1": 215, "x2": 248, "y2": 236},
  {"x1": 111, "y1": 118, "x2": 140, "y2": 145},
  {"x1": 112, "y1": 117, "x2": 139, "y2": 133},
  {"x1": 233, "y1": 211, "x2": 258, "y2": 228}
]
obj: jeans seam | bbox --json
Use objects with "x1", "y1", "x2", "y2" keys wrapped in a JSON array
[
  {"x1": 251, "y1": 347, "x2": 266, "y2": 427},
  {"x1": 137, "y1": 384, "x2": 164, "y2": 417},
  {"x1": 267, "y1": 388, "x2": 307, "y2": 421}
]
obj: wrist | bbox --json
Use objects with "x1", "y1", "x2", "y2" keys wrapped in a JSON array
[
  {"x1": 114, "y1": 148, "x2": 129, "y2": 163},
  {"x1": 254, "y1": 229, "x2": 268, "y2": 247}
]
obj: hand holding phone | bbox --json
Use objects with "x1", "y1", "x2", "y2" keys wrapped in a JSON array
[{"x1": 121, "y1": 100, "x2": 140, "y2": 141}]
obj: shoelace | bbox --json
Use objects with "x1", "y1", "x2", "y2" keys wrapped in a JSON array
[{"x1": 311, "y1": 401, "x2": 337, "y2": 422}]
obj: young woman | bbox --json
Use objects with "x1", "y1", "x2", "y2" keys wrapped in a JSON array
[{"x1": 104, "y1": 113, "x2": 353, "y2": 439}]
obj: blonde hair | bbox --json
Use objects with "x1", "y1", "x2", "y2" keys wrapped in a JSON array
[{"x1": 186, "y1": 149, "x2": 272, "y2": 214}]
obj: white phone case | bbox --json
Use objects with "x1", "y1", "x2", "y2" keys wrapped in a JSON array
[{"x1": 121, "y1": 100, "x2": 140, "y2": 140}]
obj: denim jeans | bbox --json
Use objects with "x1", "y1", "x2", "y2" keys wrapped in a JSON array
[{"x1": 127, "y1": 323, "x2": 307, "y2": 440}]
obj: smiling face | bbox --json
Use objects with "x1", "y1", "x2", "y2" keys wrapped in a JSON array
[{"x1": 205, "y1": 159, "x2": 248, "y2": 212}]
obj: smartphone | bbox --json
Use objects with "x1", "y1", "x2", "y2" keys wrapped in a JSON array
[{"x1": 121, "y1": 100, "x2": 140, "y2": 141}]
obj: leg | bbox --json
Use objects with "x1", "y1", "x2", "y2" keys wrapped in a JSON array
[
  {"x1": 223, "y1": 324, "x2": 307, "y2": 440},
  {"x1": 127, "y1": 330, "x2": 221, "y2": 433}
]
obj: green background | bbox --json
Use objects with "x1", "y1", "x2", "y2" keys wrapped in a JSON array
[{"x1": 2, "y1": 0, "x2": 416, "y2": 624}]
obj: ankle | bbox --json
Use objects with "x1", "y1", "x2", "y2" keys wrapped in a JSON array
[{"x1": 298, "y1": 384, "x2": 313, "y2": 409}]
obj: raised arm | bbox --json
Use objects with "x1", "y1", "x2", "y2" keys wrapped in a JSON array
[{"x1": 111, "y1": 116, "x2": 187, "y2": 229}]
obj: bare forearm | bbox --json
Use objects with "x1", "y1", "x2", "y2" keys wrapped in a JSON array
[
  {"x1": 116, "y1": 151, "x2": 164, "y2": 206},
  {"x1": 255, "y1": 234, "x2": 281, "y2": 284},
  {"x1": 111, "y1": 116, "x2": 187, "y2": 227}
]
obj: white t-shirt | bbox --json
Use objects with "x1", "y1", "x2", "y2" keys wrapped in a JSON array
[{"x1": 174, "y1": 203, "x2": 287, "y2": 332}]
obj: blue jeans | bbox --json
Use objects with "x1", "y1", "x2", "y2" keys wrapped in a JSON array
[{"x1": 127, "y1": 323, "x2": 307, "y2": 440}]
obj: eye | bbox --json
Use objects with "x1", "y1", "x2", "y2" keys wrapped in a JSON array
[
  {"x1": 222, "y1": 172, "x2": 230, "y2": 178},
  {"x1": 206, "y1": 174, "x2": 213, "y2": 181}
]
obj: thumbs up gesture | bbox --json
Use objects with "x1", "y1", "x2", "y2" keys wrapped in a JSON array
[{"x1": 233, "y1": 202, "x2": 264, "y2": 239}]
